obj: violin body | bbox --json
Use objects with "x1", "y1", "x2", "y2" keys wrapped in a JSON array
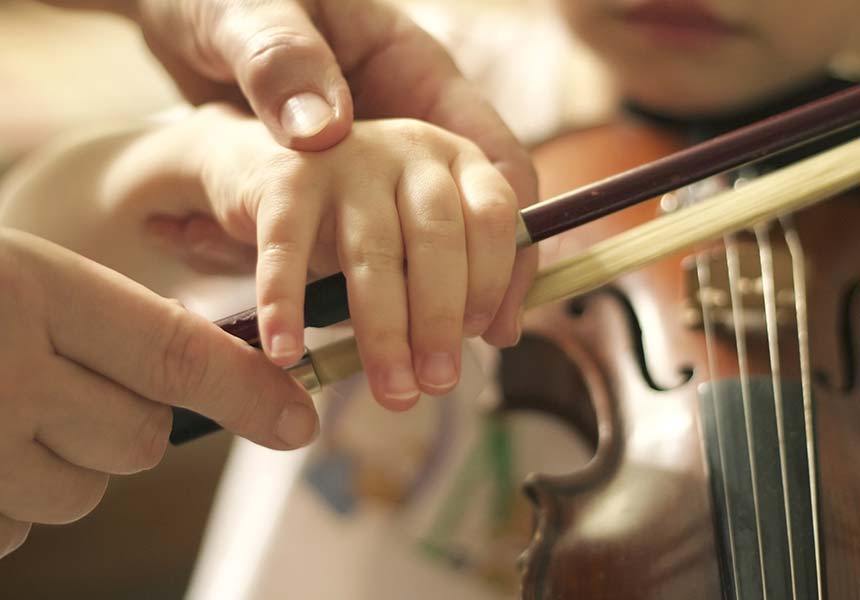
[{"x1": 505, "y1": 121, "x2": 860, "y2": 599}]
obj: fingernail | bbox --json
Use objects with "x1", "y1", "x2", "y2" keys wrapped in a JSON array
[
  {"x1": 418, "y1": 352, "x2": 458, "y2": 392},
  {"x1": 383, "y1": 364, "x2": 420, "y2": 404},
  {"x1": 270, "y1": 331, "x2": 302, "y2": 364},
  {"x1": 463, "y1": 313, "x2": 492, "y2": 337},
  {"x1": 276, "y1": 402, "x2": 319, "y2": 448},
  {"x1": 280, "y1": 92, "x2": 334, "y2": 138}
]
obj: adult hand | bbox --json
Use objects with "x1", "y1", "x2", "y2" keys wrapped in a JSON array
[
  {"x1": 0, "y1": 228, "x2": 318, "y2": 558},
  {"x1": 45, "y1": 0, "x2": 538, "y2": 344}
]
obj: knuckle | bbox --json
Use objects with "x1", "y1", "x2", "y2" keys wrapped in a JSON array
[
  {"x1": 235, "y1": 154, "x2": 302, "y2": 221},
  {"x1": 343, "y1": 239, "x2": 404, "y2": 275},
  {"x1": 420, "y1": 313, "x2": 462, "y2": 336},
  {"x1": 258, "y1": 152, "x2": 308, "y2": 189},
  {"x1": 217, "y1": 201, "x2": 257, "y2": 242},
  {"x1": 411, "y1": 216, "x2": 463, "y2": 252},
  {"x1": 473, "y1": 195, "x2": 517, "y2": 241},
  {"x1": 127, "y1": 406, "x2": 171, "y2": 473},
  {"x1": 259, "y1": 238, "x2": 304, "y2": 266},
  {"x1": 241, "y1": 27, "x2": 329, "y2": 96},
  {"x1": 256, "y1": 242, "x2": 305, "y2": 308},
  {"x1": 389, "y1": 119, "x2": 443, "y2": 151},
  {"x1": 468, "y1": 284, "x2": 508, "y2": 314},
  {"x1": 153, "y1": 306, "x2": 211, "y2": 403},
  {"x1": 359, "y1": 331, "x2": 410, "y2": 365}
]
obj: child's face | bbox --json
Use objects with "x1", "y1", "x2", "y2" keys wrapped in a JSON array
[{"x1": 558, "y1": 0, "x2": 857, "y2": 116}]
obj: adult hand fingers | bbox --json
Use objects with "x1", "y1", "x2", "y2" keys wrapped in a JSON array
[
  {"x1": 0, "y1": 443, "x2": 107, "y2": 525},
  {"x1": 35, "y1": 356, "x2": 172, "y2": 476},
  {"x1": 11, "y1": 231, "x2": 318, "y2": 450},
  {"x1": 398, "y1": 161, "x2": 467, "y2": 396},
  {"x1": 336, "y1": 182, "x2": 419, "y2": 410},
  {"x1": 0, "y1": 515, "x2": 31, "y2": 559},
  {"x1": 138, "y1": 0, "x2": 353, "y2": 149}
]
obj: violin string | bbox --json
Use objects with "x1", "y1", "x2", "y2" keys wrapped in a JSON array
[
  {"x1": 680, "y1": 181, "x2": 744, "y2": 599},
  {"x1": 725, "y1": 232, "x2": 769, "y2": 599},
  {"x1": 781, "y1": 215, "x2": 824, "y2": 599},
  {"x1": 695, "y1": 251, "x2": 741, "y2": 600},
  {"x1": 755, "y1": 222, "x2": 799, "y2": 600}
]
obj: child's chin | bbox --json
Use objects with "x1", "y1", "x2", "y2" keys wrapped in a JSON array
[{"x1": 618, "y1": 74, "x2": 800, "y2": 120}]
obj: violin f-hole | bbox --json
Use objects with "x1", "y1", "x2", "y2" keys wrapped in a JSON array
[{"x1": 568, "y1": 288, "x2": 694, "y2": 392}]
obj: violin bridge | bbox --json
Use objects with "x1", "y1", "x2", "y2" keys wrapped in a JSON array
[{"x1": 682, "y1": 237, "x2": 798, "y2": 334}]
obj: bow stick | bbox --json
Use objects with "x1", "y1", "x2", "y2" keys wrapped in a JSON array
[{"x1": 171, "y1": 86, "x2": 860, "y2": 443}]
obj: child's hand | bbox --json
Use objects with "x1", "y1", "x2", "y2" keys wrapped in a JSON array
[{"x1": 192, "y1": 105, "x2": 531, "y2": 409}]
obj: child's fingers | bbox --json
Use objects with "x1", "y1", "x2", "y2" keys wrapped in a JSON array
[
  {"x1": 255, "y1": 192, "x2": 323, "y2": 367},
  {"x1": 482, "y1": 245, "x2": 539, "y2": 347},
  {"x1": 453, "y1": 152, "x2": 519, "y2": 338},
  {"x1": 481, "y1": 149, "x2": 540, "y2": 347},
  {"x1": 337, "y1": 184, "x2": 419, "y2": 411},
  {"x1": 398, "y1": 161, "x2": 468, "y2": 395}
]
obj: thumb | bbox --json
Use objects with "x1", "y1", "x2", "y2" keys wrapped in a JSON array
[
  {"x1": 180, "y1": 0, "x2": 354, "y2": 150},
  {"x1": 136, "y1": 0, "x2": 353, "y2": 149},
  {"x1": 12, "y1": 229, "x2": 318, "y2": 450}
]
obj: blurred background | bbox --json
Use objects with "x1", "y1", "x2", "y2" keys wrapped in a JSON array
[
  {"x1": 6, "y1": 1, "x2": 858, "y2": 598},
  {"x1": 0, "y1": 0, "x2": 614, "y2": 176},
  {"x1": 0, "y1": 3, "x2": 223, "y2": 598},
  {"x1": 0, "y1": 0, "x2": 611, "y2": 597}
]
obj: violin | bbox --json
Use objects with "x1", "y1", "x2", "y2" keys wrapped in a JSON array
[
  {"x1": 510, "y1": 83, "x2": 860, "y2": 599},
  {"x1": 170, "y1": 83, "x2": 860, "y2": 598}
]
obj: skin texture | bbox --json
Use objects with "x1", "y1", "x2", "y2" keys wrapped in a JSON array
[
  {"x1": 0, "y1": 228, "x2": 317, "y2": 560},
  {"x1": 558, "y1": 0, "x2": 859, "y2": 116},
  {"x1": 3, "y1": 0, "x2": 539, "y2": 558},
  {"x1": 195, "y1": 108, "x2": 521, "y2": 407},
  {"x1": 41, "y1": 0, "x2": 539, "y2": 356},
  {"x1": 2, "y1": 105, "x2": 521, "y2": 410}
]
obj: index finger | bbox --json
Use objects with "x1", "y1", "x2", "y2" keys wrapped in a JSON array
[{"x1": 21, "y1": 232, "x2": 317, "y2": 450}]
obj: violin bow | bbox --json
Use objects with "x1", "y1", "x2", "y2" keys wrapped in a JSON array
[{"x1": 171, "y1": 85, "x2": 860, "y2": 444}]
